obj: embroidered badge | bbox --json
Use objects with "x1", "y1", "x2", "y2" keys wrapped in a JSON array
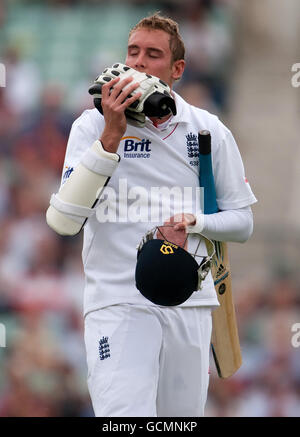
[
  {"x1": 186, "y1": 132, "x2": 199, "y2": 159},
  {"x1": 99, "y1": 336, "x2": 110, "y2": 361}
]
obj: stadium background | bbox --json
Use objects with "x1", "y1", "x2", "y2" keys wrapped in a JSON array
[{"x1": 0, "y1": 0, "x2": 299, "y2": 417}]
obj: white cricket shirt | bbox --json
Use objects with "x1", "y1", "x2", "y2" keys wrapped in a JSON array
[{"x1": 61, "y1": 92, "x2": 257, "y2": 316}]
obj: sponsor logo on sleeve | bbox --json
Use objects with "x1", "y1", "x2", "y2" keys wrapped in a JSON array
[{"x1": 62, "y1": 166, "x2": 74, "y2": 183}]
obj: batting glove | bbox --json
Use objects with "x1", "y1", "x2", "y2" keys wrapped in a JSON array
[{"x1": 88, "y1": 63, "x2": 176, "y2": 127}]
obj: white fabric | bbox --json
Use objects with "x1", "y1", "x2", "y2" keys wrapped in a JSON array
[
  {"x1": 50, "y1": 193, "x2": 94, "y2": 222},
  {"x1": 84, "y1": 304, "x2": 212, "y2": 417},
  {"x1": 188, "y1": 206, "x2": 253, "y2": 243},
  {"x1": 61, "y1": 91, "x2": 257, "y2": 316},
  {"x1": 81, "y1": 145, "x2": 119, "y2": 176},
  {"x1": 47, "y1": 139, "x2": 120, "y2": 236}
]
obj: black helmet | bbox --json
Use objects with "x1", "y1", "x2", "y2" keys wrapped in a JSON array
[{"x1": 135, "y1": 226, "x2": 215, "y2": 306}]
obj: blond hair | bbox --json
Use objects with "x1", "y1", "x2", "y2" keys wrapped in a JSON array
[{"x1": 129, "y1": 13, "x2": 185, "y2": 62}]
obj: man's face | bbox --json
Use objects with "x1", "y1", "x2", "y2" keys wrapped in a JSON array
[{"x1": 125, "y1": 28, "x2": 184, "y2": 87}]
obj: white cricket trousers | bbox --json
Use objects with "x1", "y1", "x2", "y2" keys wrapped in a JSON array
[{"x1": 84, "y1": 304, "x2": 212, "y2": 417}]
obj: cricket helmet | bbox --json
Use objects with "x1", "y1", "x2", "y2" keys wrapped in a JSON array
[{"x1": 135, "y1": 225, "x2": 215, "y2": 306}]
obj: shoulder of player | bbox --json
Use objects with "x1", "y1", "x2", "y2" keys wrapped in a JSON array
[
  {"x1": 183, "y1": 100, "x2": 232, "y2": 146},
  {"x1": 71, "y1": 107, "x2": 103, "y2": 130},
  {"x1": 65, "y1": 108, "x2": 104, "y2": 161},
  {"x1": 175, "y1": 92, "x2": 228, "y2": 135},
  {"x1": 190, "y1": 104, "x2": 229, "y2": 134}
]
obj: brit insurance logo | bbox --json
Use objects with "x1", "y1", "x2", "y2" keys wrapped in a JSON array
[
  {"x1": 122, "y1": 136, "x2": 152, "y2": 159},
  {"x1": 186, "y1": 132, "x2": 199, "y2": 167}
]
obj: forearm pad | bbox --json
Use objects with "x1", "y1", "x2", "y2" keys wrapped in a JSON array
[{"x1": 46, "y1": 140, "x2": 120, "y2": 236}]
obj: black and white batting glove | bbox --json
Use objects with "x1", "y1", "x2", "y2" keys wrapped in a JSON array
[{"x1": 88, "y1": 63, "x2": 176, "y2": 128}]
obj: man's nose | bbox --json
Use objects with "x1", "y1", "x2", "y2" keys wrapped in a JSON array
[{"x1": 134, "y1": 53, "x2": 146, "y2": 71}]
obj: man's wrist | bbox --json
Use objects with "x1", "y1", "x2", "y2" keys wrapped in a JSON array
[
  {"x1": 99, "y1": 137, "x2": 121, "y2": 153},
  {"x1": 186, "y1": 212, "x2": 205, "y2": 234}
]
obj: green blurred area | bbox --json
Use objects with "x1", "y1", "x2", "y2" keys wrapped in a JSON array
[{"x1": 0, "y1": 3, "x2": 160, "y2": 88}]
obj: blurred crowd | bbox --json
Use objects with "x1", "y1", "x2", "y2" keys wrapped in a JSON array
[
  {"x1": 0, "y1": 0, "x2": 299, "y2": 417},
  {"x1": 207, "y1": 275, "x2": 300, "y2": 416}
]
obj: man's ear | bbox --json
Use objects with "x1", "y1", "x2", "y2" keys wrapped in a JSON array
[{"x1": 172, "y1": 59, "x2": 185, "y2": 81}]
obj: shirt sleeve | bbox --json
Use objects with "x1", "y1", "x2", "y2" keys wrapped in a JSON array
[
  {"x1": 212, "y1": 123, "x2": 257, "y2": 210},
  {"x1": 187, "y1": 206, "x2": 254, "y2": 243},
  {"x1": 60, "y1": 109, "x2": 104, "y2": 186}
]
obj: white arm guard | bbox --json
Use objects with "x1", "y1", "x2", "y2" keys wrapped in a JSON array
[{"x1": 46, "y1": 140, "x2": 120, "y2": 236}]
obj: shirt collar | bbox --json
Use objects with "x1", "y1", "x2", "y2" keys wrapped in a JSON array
[{"x1": 170, "y1": 91, "x2": 191, "y2": 125}]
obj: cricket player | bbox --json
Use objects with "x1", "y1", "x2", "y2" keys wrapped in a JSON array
[{"x1": 47, "y1": 14, "x2": 257, "y2": 416}]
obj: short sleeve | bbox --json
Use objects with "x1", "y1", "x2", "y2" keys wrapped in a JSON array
[{"x1": 60, "y1": 109, "x2": 105, "y2": 186}]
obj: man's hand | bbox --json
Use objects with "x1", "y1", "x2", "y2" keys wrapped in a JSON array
[
  {"x1": 90, "y1": 63, "x2": 177, "y2": 150},
  {"x1": 172, "y1": 213, "x2": 196, "y2": 231},
  {"x1": 157, "y1": 213, "x2": 196, "y2": 249},
  {"x1": 100, "y1": 76, "x2": 142, "y2": 153}
]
